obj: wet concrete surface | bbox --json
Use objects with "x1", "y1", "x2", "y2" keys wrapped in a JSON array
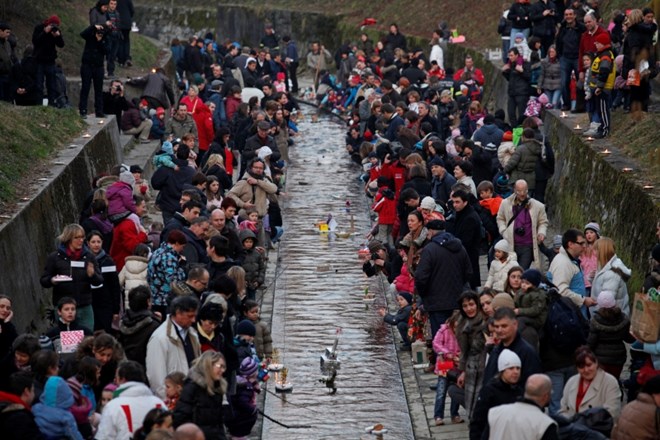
[{"x1": 261, "y1": 110, "x2": 415, "y2": 439}]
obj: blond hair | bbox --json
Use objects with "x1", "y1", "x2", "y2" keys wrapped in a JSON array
[
  {"x1": 189, "y1": 350, "x2": 227, "y2": 395},
  {"x1": 58, "y1": 224, "x2": 85, "y2": 245},
  {"x1": 226, "y1": 265, "x2": 247, "y2": 297},
  {"x1": 595, "y1": 237, "x2": 616, "y2": 269},
  {"x1": 204, "y1": 154, "x2": 225, "y2": 172}
]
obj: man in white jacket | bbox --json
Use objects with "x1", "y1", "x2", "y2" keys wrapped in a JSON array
[
  {"x1": 146, "y1": 295, "x2": 201, "y2": 399},
  {"x1": 96, "y1": 361, "x2": 166, "y2": 439}
]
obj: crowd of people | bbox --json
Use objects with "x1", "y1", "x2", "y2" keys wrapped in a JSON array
[{"x1": 1, "y1": 1, "x2": 660, "y2": 439}]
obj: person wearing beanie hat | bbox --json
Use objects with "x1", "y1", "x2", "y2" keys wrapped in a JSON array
[
  {"x1": 469, "y1": 348, "x2": 523, "y2": 438},
  {"x1": 588, "y1": 288, "x2": 634, "y2": 380},
  {"x1": 236, "y1": 319, "x2": 257, "y2": 338},
  {"x1": 581, "y1": 223, "x2": 600, "y2": 293},
  {"x1": 420, "y1": 197, "x2": 445, "y2": 226},
  {"x1": 227, "y1": 355, "x2": 261, "y2": 438},
  {"x1": 613, "y1": 374, "x2": 660, "y2": 438},
  {"x1": 484, "y1": 240, "x2": 519, "y2": 292},
  {"x1": 429, "y1": 155, "x2": 456, "y2": 208},
  {"x1": 587, "y1": 28, "x2": 615, "y2": 139},
  {"x1": 378, "y1": 291, "x2": 413, "y2": 350},
  {"x1": 239, "y1": 356, "x2": 259, "y2": 377},
  {"x1": 106, "y1": 166, "x2": 142, "y2": 235},
  {"x1": 491, "y1": 292, "x2": 516, "y2": 311},
  {"x1": 420, "y1": 196, "x2": 437, "y2": 211},
  {"x1": 33, "y1": 376, "x2": 85, "y2": 440},
  {"x1": 33, "y1": 15, "x2": 65, "y2": 107},
  {"x1": 514, "y1": 268, "x2": 548, "y2": 349}
]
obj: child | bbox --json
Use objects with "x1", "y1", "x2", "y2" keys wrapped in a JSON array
[
  {"x1": 118, "y1": 243, "x2": 151, "y2": 310},
  {"x1": 587, "y1": 290, "x2": 635, "y2": 379},
  {"x1": 164, "y1": 371, "x2": 185, "y2": 411},
  {"x1": 514, "y1": 269, "x2": 548, "y2": 350},
  {"x1": 152, "y1": 140, "x2": 179, "y2": 171},
  {"x1": 45, "y1": 297, "x2": 93, "y2": 354},
  {"x1": 0, "y1": 295, "x2": 17, "y2": 360},
  {"x1": 372, "y1": 176, "x2": 396, "y2": 246},
  {"x1": 407, "y1": 90, "x2": 420, "y2": 113},
  {"x1": 33, "y1": 376, "x2": 84, "y2": 440},
  {"x1": 484, "y1": 240, "x2": 519, "y2": 292},
  {"x1": 130, "y1": 165, "x2": 151, "y2": 202},
  {"x1": 432, "y1": 310, "x2": 462, "y2": 426},
  {"x1": 106, "y1": 166, "x2": 141, "y2": 231},
  {"x1": 239, "y1": 230, "x2": 265, "y2": 301},
  {"x1": 150, "y1": 107, "x2": 166, "y2": 140},
  {"x1": 477, "y1": 181, "x2": 503, "y2": 249},
  {"x1": 239, "y1": 208, "x2": 259, "y2": 234},
  {"x1": 233, "y1": 319, "x2": 259, "y2": 367},
  {"x1": 243, "y1": 300, "x2": 272, "y2": 361},
  {"x1": 148, "y1": 222, "x2": 163, "y2": 250},
  {"x1": 419, "y1": 196, "x2": 445, "y2": 223},
  {"x1": 512, "y1": 33, "x2": 531, "y2": 61},
  {"x1": 378, "y1": 292, "x2": 413, "y2": 349},
  {"x1": 226, "y1": 357, "x2": 261, "y2": 440},
  {"x1": 97, "y1": 383, "x2": 116, "y2": 414},
  {"x1": 66, "y1": 356, "x2": 98, "y2": 438}
]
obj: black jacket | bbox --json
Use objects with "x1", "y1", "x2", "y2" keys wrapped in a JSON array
[
  {"x1": 10, "y1": 54, "x2": 40, "y2": 105},
  {"x1": 118, "y1": 309, "x2": 161, "y2": 367},
  {"x1": 556, "y1": 21, "x2": 585, "y2": 60},
  {"x1": 400, "y1": 176, "x2": 432, "y2": 199},
  {"x1": 161, "y1": 212, "x2": 190, "y2": 243},
  {"x1": 173, "y1": 374, "x2": 226, "y2": 440},
  {"x1": 32, "y1": 23, "x2": 64, "y2": 64},
  {"x1": 181, "y1": 228, "x2": 210, "y2": 265},
  {"x1": 508, "y1": 2, "x2": 533, "y2": 29},
  {"x1": 0, "y1": 392, "x2": 45, "y2": 440},
  {"x1": 40, "y1": 246, "x2": 103, "y2": 307},
  {"x1": 80, "y1": 25, "x2": 107, "y2": 67},
  {"x1": 447, "y1": 204, "x2": 483, "y2": 288},
  {"x1": 587, "y1": 310, "x2": 635, "y2": 366},
  {"x1": 503, "y1": 60, "x2": 531, "y2": 97},
  {"x1": 151, "y1": 159, "x2": 196, "y2": 215},
  {"x1": 469, "y1": 377, "x2": 523, "y2": 440},
  {"x1": 530, "y1": 0, "x2": 558, "y2": 38},
  {"x1": 483, "y1": 333, "x2": 542, "y2": 387},
  {"x1": 242, "y1": 133, "x2": 280, "y2": 163},
  {"x1": 415, "y1": 232, "x2": 472, "y2": 311}
]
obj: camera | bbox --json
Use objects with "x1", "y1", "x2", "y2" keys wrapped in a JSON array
[
  {"x1": 114, "y1": 85, "x2": 122, "y2": 92},
  {"x1": 515, "y1": 227, "x2": 526, "y2": 237},
  {"x1": 371, "y1": 252, "x2": 380, "y2": 261},
  {"x1": 50, "y1": 25, "x2": 59, "y2": 33}
]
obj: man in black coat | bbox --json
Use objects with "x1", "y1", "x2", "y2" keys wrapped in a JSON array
[
  {"x1": 240, "y1": 120, "x2": 280, "y2": 177},
  {"x1": 0, "y1": 372, "x2": 45, "y2": 440},
  {"x1": 151, "y1": 144, "x2": 196, "y2": 224},
  {"x1": 502, "y1": 47, "x2": 531, "y2": 126},
  {"x1": 161, "y1": 199, "x2": 203, "y2": 243},
  {"x1": 483, "y1": 307, "x2": 542, "y2": 387},
  {"x1": 118, "y1": 285, "x2": 161, "y2": 368},
  {"x1": 116, "y1": 0, "x2": 134, "y2": 66},
  {"x1": 79, "y1": 24, "x2": 108, "y2": 118},
  {"x1": 415, "y1": 223, "x2": 472, "y2": 337},
  {"x1": 447, "y1": 189, "x2": 483, "y2": 288},
  {"x1": 32, "y1": 15, "x2": 65, "y2": 105}
]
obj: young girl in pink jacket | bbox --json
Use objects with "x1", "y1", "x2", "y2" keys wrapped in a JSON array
[{"x1": 433, "y1": 310, "x2": 462, "y2": 425}]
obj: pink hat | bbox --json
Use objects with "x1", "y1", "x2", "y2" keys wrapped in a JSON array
[{"x1": 597, "y1": 291, "x2": 616, "y2": 309}]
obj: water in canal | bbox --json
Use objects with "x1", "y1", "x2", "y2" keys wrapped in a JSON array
[{"x1": 261, "y1": 109, "x2": 415, "y2": 439}]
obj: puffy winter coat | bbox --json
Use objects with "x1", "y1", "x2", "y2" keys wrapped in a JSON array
[
  {"x1": 591, "y1": 256, "x2": 631, "y2": 317},
  {"x1": 252, "y1": 319, "x2": 272, "y2": 360},
  {"x1": 611, "y1": 392, "x2": 660, "y2": 439},
  {"x1": 587, "y1": 310, "x2": 634, "y2": 367},
  {"x1": 119, "y1": 309, "x2": 161, "y2": 367},
  {"x1": 504, "y1": 139, "x2": 541, "y2": 191},
  {"x1": 239, "y1": 230, "x2": 265, "y2": 286},
  {"x1": 484, "y1": 252, "x2": 519, "y2": 291},
  {"x1": 539, "y1": 56, "x2": 561, "y2": 91},
  {"x1": 173, "y1": 368, "x2": 226, "y2": 440},
  {"x1": 225, "y1": 376, "x2": 258, "y2": 437},
  {"x1": 118, "y1": 256, "x2": 149, "y2": 308},
  {"x1": 33, "y1": 376, "x2": 83, "y2": 440},
  {"x1": 470, "y1": 377, "x2": 523, "y2": 440},
  {"x1": 106, "y1": 180, "x2": 135, "y2": 218}
]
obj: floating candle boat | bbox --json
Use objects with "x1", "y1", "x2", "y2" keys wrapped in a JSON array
[{"x1": 274, "y1": 367, "x2": 293, "y2": 393}]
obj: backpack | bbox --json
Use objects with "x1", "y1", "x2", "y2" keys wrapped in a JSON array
[{"x1": 544, "y1": 287, "x2": 588, "y2": 353}]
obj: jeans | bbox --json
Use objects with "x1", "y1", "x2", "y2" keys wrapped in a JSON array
[
  {"x1": 288, "y1": 61, "x2": 299, "y2": 93},
  {"x1": 501, "y1": 39, "x2": 510, "y2": 63},
  {"x1": 76, "y1": 305, "x2": 95, "y2": 332},
  {"x1": 560, "y1": 57, "x2": 579, "y2": 110},
  {"x1": 79, "y1": 64, "x2": 105, "y2": 115},
  {"x1": 544, "y1": 89, "x2": 561, "y2": 108},
  {"x1": 106, "y1": 35, "x2": 120, "y2": 75},
  {"x1": 434, "y1": 376, "x2": 460, "y2": 419},
  {"x1": 514, "y1": 244, "x2": 533, "y2": 270},
  {"x1": 36, "y1": 62, "x2": 59, "y2": 105},
  {"x1": 507, "y1": 94, "x2": 528, "y2": 126},
  {"x1": 428, "y1": 310, "x2": 454, "y2": 340},
  {"x1": 118, "y1": 29, "x2": 131, "y2": 64},
  {"x1": 547, "y1": 365, "x2": 577, "y2": 415}
]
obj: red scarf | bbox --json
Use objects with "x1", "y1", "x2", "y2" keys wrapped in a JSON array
[
  {"x1": 575, "y1": 377, "x2": 591, "y2": 410},
  {"x1": 66, "y1": 246, "x2": 83, "y2": 261}
]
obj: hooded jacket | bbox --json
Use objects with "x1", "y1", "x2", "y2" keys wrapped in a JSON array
[
  {"x1": 504, "y1": 139, "x2": 542, "y2": 190},
  {"x1": 415, "y1": 232, "x2": 472, "y2": 311},
  {"x1": 587, "y1": 309, "x2": 634, "y2": 366},
  {"x1": 239, "y1": 230, "x2": 265, "y2": 285},
  {"x1": 32, "y1": 376, "x2": 83, "y2": 440},
  {"x1": 591, "y1": 256, "x2": 631, "y2": 317},
  {"x1": 95, "y1": 381, "x2": 165, "y2": 440},
  {"x1": 484, "y1": 251, "x2": 519, "y2": 291},
  {"x1": 119, "y1": 309, "x2": 161, "y2": 367},
  {"x1": 173, "y1": 365, "x2": 226, "y2": 440},
  {"x1": 118, "y1": 255, "x2": 149, "y2": 308}
]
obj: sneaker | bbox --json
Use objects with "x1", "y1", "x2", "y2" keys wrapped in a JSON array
[
  {"x1": 582, "y1": 122, "x2": 601, "y2": 137},
  {"x1": 126, "y1": 60, "x2": 133, "y2": 67},
  {"x1": 451, "y1": 416, "x2": 464, "y2": 424},
  {"x1": 435, "y1": 418, "x2": 444, "y2": 426}
]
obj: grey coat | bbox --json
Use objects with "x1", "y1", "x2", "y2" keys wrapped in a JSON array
[
  {"x1": 457, "y1": 314, "x2": 487, "y2": 418},
  {"x1": 504, "y1": 139, "x2": 541, "y2": 191},
  {"x1": 539, "y1": 57, "x2": 561, "y2": 91}
]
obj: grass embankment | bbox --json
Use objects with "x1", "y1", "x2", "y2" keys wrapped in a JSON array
[
  {"x1": 610, "y1": 111, "x2": 660, "y2": 176},
  {"x1": 0, "y1": 105, "x2": 85, "y2": 208}
]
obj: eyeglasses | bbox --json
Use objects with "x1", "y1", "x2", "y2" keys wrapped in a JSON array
[
  {"x1": 73, "y1": 235, "x2": 85, "y2": 239},
  {"x1": 214, "y1": 363, "x2": 227, "y2": 370}
]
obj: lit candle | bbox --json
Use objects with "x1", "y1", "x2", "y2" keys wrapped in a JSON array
[
  {"x1": 585, "y1": 136, "x2": 594, "y2": 141},
  {"x1": 622, "y1": 167, "x2": 633, "y2": 173},
  {"x1": 575, "y1": 124, "x2": 581, "y2": 130},
  {"x1": 98, "y1": 120, "x2": 104, "y2": 124},
  {"x1": 643, "y1": 185, "x2": 654, "y2": 190},
  {"x1": 600, "y1": 149, "x2": 611, "y2": 155},
  {"x1": 560, "y1": 112, "x2": 567, "y2": 118}
]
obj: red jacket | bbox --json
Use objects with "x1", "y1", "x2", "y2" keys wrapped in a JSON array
[
  {"x1": 372, "y1": 187, "x2": 397, "y2": 225},
  {"x1": 192, "y1": 104, "x2": 214, "y2": 152},
  {"x1": 453, "y1": 67, "x2": 485, "y2": 86},
  {"x1": 225, "y1": 95, "x2": 242, "y2": 122},
  {"x1": 109, "y1": 218, "x2": 148, "y2": 272},
  {"x1": 381, "y1": 160, "x2": 407, "y2": 199}
]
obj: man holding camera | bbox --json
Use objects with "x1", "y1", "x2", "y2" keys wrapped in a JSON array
[
  {"x1": 32, "y1": 15, "x2": 64, "y2": 106},
  {"x1": 496, "y1": 179, "x2": 548, "y2": 270},
  {"x1": 103, "y1": 79, "x2": 129, "y2": 128},
  {"x1": 79, "y1": 24, "x2": 108, "y2": 118}
]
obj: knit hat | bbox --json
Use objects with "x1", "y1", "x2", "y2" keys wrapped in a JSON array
[
  {"x1": 522, "y1": 269, "x2": 542, "y2": 287},
  {"x1": 514, "y1": 32, "x2": 525, "y2": 41},
  {"x1": 426, "y1": 220, "x2": 446, "y2": 231},
  {"x1": 119, "y1": 169, "x2": 136, "y2": 187},
  {"x1": 597, "y1": 291, "x2": 616, "y2": 309},
  {"x1": 420, "y1": 196, "x2": 437, "y2": 211},
  {"x1": 498, "y1": 349, "x2": 522, "y2": 372},
  {"x1": 245, "y1": 57, "x2": 257, "y2": 67},
  {"x1": 502, "y1": 131, "x2": 513, "y2": 142},
  {"x1": 552, "y1": 234, "x2": 563, "y2": 249},
  {"x1": 39, "y1": 334, "x2": 54, "y2": 351},
  {"x1": 236, "y1": 319, "x2": 256, "y2": 337},
  {"x1": 239, "y1": 357, "x2": 259, "y2": 376},
  {"x1": 193, "y1": 73, "x2": 205, "y2": 85},
  {"x1": 397, "y1": 292, "x2": 413, "y2": 305},
  {"x1": 161, "y1": 140, "x2": 173, "y2": 155},
  {"x1": 484, "y1": 114, "x2": 495, "y2": 125},
  {"x1": 491, "y1": 293, "x2": 515, "y2": 311},
  {"x1": 257, "y1": 146, "x2": 273, "y2": 160},
  {"x1": 584, "y1": 222, "x2": 601, "y2": 237},
  {"x1": 494, "y1": 239, "x2": 512, "y2": 254},
  {"x1": 44, "y1": 15, "x2": 61, "y2": 27},
  {"x1": 652, "y1": 244, "x2": 660, "y2": 263},
  {"x1": 103, "y1": 383, "x2": 118, "y2": 393},
  {"x1": 594, "y1": 32, "x2": 611, "y2": 48},
  {"x1": 428, "y1": 156, "x2": 445, "y2": 168},
  {"x1": 140, "y1": 98, "x2": 149, "y2": 108},
  {"x1": 156, "y1": 107, "x2": 165, "y2": 117}
]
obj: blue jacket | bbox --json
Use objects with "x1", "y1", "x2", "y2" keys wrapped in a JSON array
[{"x1": 32, "y1": 377, "x2": 83, "y2": 440}]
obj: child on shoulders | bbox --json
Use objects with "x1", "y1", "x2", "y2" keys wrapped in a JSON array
[{"x1": 514, "y1": 269, "x2": 548, "y2": 350}]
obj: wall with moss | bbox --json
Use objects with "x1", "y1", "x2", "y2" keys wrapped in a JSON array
[
  {"x1": 544, "y1": 114, "x2": 660, "y2": 292},
  {"x1": 0, "y1": 122, "x2": 122, "y2": 333}
]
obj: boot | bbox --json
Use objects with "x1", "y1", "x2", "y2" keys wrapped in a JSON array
[{"x1": 583, "y1": 122, "x2": 601, "y2": 137}]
